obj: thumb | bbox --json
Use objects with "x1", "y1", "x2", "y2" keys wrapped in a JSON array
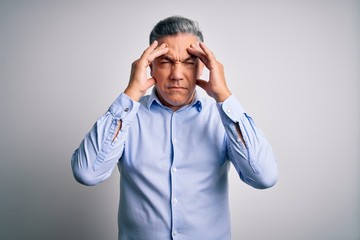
[
  {"x1": 146, "y1": 77, "x2": 156, "y2": 89},
  {"x1": 196, "y1": 79, "x2": 208, "y2": 91}
]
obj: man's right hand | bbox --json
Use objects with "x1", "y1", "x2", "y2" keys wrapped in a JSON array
[{"x1": 124, "y1": 40, "x2": 169, "y2": 101}]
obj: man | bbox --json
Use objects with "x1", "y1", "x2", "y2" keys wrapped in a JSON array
[{"x1": 72, "y1": 16, "x2": 278, "y2": 240}]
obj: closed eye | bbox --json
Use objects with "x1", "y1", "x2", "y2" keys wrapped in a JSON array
[
  {"x1": 159, "y1": 56, "x2": 174, "y2": 64},
  {"x1": 160, "y1": 60, "x2": 172, "y2": 64}
]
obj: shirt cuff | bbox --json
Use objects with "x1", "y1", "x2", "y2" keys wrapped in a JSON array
[
  {"x1": 108, "y1": 93, "x2": 140, "y2": 122},
  {"x1": 217, "y1": 95, "x2": 246, "y2": 123}
]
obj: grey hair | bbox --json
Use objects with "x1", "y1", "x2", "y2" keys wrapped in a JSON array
[{"x1": 149, "y1": 16, "x2": 204, "y2": 44}]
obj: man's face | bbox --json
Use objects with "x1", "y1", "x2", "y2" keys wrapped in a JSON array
[{"x1": 151, "y1": 33, "x2": 204, "y2": 111}]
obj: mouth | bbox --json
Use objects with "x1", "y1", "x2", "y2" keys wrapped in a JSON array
[{"x1": 167, "y1": 86, "x2": 187, "y2": 90}]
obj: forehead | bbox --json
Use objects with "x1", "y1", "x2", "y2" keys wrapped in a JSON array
[{"x1": 157, "y1": 33, "x2": 199, "y2": 59}]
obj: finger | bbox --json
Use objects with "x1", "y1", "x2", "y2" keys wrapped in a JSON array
[
  {"x1": 147, "y1": 44, "x2": 169, "y2": 63},
  {"x1": 140, "y1": 42, "x2": 169, "y2": 66},
  {"x1": 140, "y1": 41, "x2": 166, "y2": 60},
  {"x1": 154, "y1": 42, "x2": 167, "y2": 50},
  {"x1": 187, "y1": 43, "x2": 205, "y2": 58},
  {"x1": 141, "y1": 40, "x2": 159, "y2": 58},
  {"x1": 199, "y1": 42, "x2": 215, "y2": 59},
  {"x1": 187, "y1": 48, "x2": 206, "y2": 61},
  {"x1": 187, "y1": 44, "x2": 209, "y2": 67},
  {"x1": 197, "y1": 43, "x2": 219, "y2": 70},
  {"x1": 138, "y1": 41, "x2": 159, "y2": 67}
]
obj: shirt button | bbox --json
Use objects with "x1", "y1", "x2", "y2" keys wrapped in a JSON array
[
  {"x1": 173, "y1": 198, "x2": 178, "y2": 204},
  {"x1": 172, "y1": 231, "x2": 177, "y2": 237},
  {"x1": 172, "y1": 167, "x2": 177, "y2": 173},
  {"x1": 124, "y1": 107, "x2": 129, "y2": 112},
  {"x1": 227, "y1": 109, "x2": 231, "y2": 113}
]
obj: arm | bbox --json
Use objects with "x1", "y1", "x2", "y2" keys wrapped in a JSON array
[
  {"x1": 218, "y1": 96, "x2": 278, "y2": 189},
  {"x1": 187, "y1": 42, "x2": 278, "y2": 189},
  {"x1": 71, "y1": 41, "x2": 169, "y2": 186},
  {"x1": 71, "y1": 94, "x2": 139, "y2": 186}
]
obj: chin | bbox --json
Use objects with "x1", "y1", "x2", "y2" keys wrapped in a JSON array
[{"x1": 167, "y1": 99, "x2": 186, "y2": 107}]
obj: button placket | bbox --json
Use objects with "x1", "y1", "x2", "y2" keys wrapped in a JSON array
[{"x1": 170, "y1": 111, "x2": 179, "y2": 239}]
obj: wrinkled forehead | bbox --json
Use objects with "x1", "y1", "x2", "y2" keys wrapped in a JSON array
[{"x1": 157, "y1": 33, "x2": 199, "y2": 60}]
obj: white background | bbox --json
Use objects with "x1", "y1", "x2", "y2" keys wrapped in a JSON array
[{"x1": 1, "y1": 0, "x2": 359, "y2": 239}]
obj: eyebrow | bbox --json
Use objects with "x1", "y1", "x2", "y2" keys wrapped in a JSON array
[{"x1": 160, "y1": 55, "x2": 197, "y2": 63}]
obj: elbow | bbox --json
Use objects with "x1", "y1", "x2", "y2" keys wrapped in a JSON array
[
  {"x1": 242, "y1": 166, "x2": 278, "y2": 189},
  {"x1": 253, "y1": 166, "x2": 278, "y2": 189},
  {"x1": 241, "y1": 170, "x2": 278, "y2": 189},
  {"x1": 71, "y1": 154, "x2": 100, "y2": 186},
  {"x1": 251, "y1": 148, "x2": 278, "y2": 189},
  {"x1": 72, "y1": 170, "x2": 99, "y2": 186},
  {"x1": 253, "y1": 173, "x2": 278, "y2": 189}
]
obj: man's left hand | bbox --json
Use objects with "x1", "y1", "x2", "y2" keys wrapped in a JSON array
[{"x1": 187, "y1": 42, "x2": 232, "y2": 102}]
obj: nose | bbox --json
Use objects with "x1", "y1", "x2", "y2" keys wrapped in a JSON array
[{"x1": 170, "y1": 63, "x2": 184, "y2": 81}]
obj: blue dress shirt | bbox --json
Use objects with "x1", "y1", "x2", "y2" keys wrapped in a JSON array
[{"x1": 71, "y1": 89, "x2": 278, "y2": 240}]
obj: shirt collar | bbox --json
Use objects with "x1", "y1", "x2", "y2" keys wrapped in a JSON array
[{"x1": 146, "y1": 88, "x2": 203, "y2": 112}]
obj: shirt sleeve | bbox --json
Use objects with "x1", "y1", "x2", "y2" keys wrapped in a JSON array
[
  {"x1": 217, "y1": 95, "x2": 278, "y2": 189},
  {"x1": 71, "y1": 93, "x2": 140, "y2": 186}
]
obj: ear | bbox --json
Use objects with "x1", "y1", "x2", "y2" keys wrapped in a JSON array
[
  {"x1": 196, "y1": 61, "x2": 205, "y2": 78},
  {"x1": 150, "y1": 63, "x2": 153, "y2": 76}
]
